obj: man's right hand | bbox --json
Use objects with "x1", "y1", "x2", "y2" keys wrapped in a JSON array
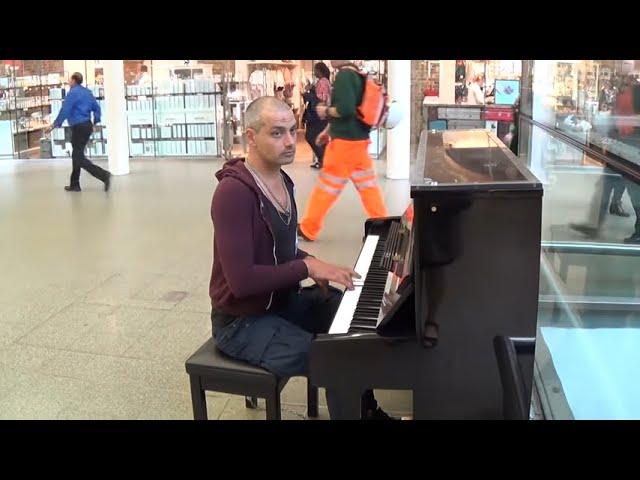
[
  {"x1": 316, "y1": 104, "x2": 328, "y2": 119},
  {"x1": 303, "y1": 257, "x2": 360, "y2": 291}
]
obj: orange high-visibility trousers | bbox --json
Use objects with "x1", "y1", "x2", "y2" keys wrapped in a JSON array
[{"x1": 300, "y1": 138, "x2": 388, "y2": 240}]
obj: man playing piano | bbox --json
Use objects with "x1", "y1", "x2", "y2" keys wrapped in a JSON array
[{"x1": 209, "y1": 96, "x2": 393, "y2": 420}]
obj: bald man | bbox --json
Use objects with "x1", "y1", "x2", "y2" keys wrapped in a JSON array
[{"x1": 209, "y1": 96, "x2": 392, "y2": 419}]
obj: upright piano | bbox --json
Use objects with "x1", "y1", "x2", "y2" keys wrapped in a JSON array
[{"x1": 309, "y1": 129, "x2": 543, "y2": 419}]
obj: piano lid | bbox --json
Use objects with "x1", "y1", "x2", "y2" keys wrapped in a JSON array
[{"x1": 411, "y1": 129, "x2": 541, "y2": 194}]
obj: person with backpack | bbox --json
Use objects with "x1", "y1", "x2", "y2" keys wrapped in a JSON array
[{"x1": 298, "y1": 60, "x2": 388, "y2": 242}]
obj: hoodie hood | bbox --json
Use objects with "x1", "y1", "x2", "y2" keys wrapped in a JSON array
[{"x1": 215, "y1": 157, "x2": 295, "y2": 197}]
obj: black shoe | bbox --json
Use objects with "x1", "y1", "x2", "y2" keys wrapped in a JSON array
[
  {"x1": 624, "y1": 233, "x2": 640, "y2": 244},
  {"x1": 569, "y1": 223, "x2": 599, "y2": 237},
  {"x1": 64, "y1": 185, "x2": 81, "y2": 192},
  {"x1": 364, "y1": 407, "x2": 400, "y2": 420},
  {"x1": 104, "y1": 172, "x2": 111, "y2": 192},
  {"x1": 297, "y1": 224, "x2": 313, "y2": 242},
  {"x1": 609, "y1": 202, "x2": 630, "y2": 217},
  {"x1": 310, "y1": 162, "x2": 321, "y2": 169}
]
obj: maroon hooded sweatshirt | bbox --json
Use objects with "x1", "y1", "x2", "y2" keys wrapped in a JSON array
[{"x1": 209, "y1": 158, "x2": 310, "y2": 316}]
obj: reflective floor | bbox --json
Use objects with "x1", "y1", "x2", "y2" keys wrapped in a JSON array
[
  {"x1": 0, "y1": 139, "x2": 413, "y2": 419},
  {"x1": 527, "y1": 123, "x2": 640, "y2": 419},
  {"x1": 2, "y1": 127, "x2": 639, "y2": 419}
]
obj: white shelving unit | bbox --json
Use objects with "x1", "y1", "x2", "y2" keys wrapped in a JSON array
[{"x1": 126, "y1": 79, "x2": 223, "y2": 157}]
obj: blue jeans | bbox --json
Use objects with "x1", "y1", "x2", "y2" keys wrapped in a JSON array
[{"x1": 212, "y1": 286, "x2": 377, "y2": 419}]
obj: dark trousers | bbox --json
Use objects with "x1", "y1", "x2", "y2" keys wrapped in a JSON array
[
  {"x1": 212, "y1": 286, "x2": 379, "y2": 419},
  {"x1": 305, "y1": 120, "x2": 328, "y2": 166},
  {"x1": 597, "y1": 167, "x2": 627, "y2": 226},
  {"x1": 509, "y1": 130, "x2": 519, "y2": 156},
  {"x1": 625, "y1": 177, "x2": 640, "y2": 235},
  {"x1": 70, "y1": 121, "x2": 109, "y2": 188}
]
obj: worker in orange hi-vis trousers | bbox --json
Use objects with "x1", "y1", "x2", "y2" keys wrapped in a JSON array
[{"x1": 298, "y1": 60, "x2": 388, "y2": 242}]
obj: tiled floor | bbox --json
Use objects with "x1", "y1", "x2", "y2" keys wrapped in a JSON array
[{"x1": 0, "y1": 138, "x2": 413, "y2": 419}]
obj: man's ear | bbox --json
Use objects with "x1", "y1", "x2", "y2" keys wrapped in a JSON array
[{"x1": 246, "y1": 128, "x2": 256, "y2": 146}]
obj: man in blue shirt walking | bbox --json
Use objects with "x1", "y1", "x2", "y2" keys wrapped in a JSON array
[{"x1": 46, "y1": 72, "x2": 111, "y2": 192}]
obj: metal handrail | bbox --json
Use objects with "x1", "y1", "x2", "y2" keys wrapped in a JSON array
[
  {"x1": 541, "y1": 240, "x2": 640, "y2": 257},
  {"x1": 520, "y1": 113, "x2": 640, "y2": 183}
]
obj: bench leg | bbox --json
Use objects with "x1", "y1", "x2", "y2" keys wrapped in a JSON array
[
  {"x1": 189, "y1": 375, "x2": 208, "y2": 420},
  {"x1": 265, "y1": 390, "x2": 281, "y2": 420},
  {"x1": 245, "y1": 396, "x2": 259, "y2": 409},
  {"x1": 307, "y1": 378, "x2": 319, "y2": 418}
]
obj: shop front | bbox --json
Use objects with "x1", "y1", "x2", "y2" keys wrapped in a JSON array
[{"x1": 0, "y1": 59, "x2": 389, "y2": 162}]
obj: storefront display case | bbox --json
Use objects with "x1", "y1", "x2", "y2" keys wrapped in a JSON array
[
  {"x1": 125, "y1": 61, "x2": 223, "y2": 157},
  {"x1": 0, "y1": 60, "x2": 64, "y2": 158}
]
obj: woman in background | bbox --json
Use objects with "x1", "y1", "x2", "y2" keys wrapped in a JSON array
[{"x1": 302, "y1": 62, "x2": 331, "y2": 169}]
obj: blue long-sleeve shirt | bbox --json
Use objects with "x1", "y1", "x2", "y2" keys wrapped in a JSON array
[{"x1": 53, "y1": 85, "x2": 101, "y2": 128}]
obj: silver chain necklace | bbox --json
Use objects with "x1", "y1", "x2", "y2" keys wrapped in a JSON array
[{"x1": 245, "y1": 161, "x2": 292, "y2": 226}]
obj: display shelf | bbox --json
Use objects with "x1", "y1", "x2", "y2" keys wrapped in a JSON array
[
  {"x1": 14, "y1": 125, "x2": 48, "y2": 134},
  {"x1": 126, "y1": 82, "x2": 222, "y2": 157}
]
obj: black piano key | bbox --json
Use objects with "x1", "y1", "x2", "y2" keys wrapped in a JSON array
[
  {"x1": 353, "y1": 316, "x2": 379, "y2": 323},
  {"x1": 351, "y1": 322, "x2": 378, "y2": 328},
  {"x1": 339, "y1": 222, "x2": 411, "y2": 335},
  {"x1": 353, "y1": 310, "x2": 378, "y2": 316},
  {"x1": 349, "y1": 326, "x2": 377, "y2": 333},
  {"x1": 357, "y1": 302, "x2": 381, "y2": 308}
]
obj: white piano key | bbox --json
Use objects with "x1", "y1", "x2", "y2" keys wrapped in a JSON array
[
  {"x1": 329, "y1": 286, "x2": 362, "y2": 334},
  {"x1": 352, "y1": 235, "x2": 379, "y2": 286}
]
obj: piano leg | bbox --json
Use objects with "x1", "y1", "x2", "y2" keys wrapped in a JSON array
[
  {"x1": 307, "y1": 379, "x2": 319, "y2": 418},
  {"x1": 325, "y1": 388, "x2": 363, "y2": 420},
  {"x1": 265, "y1": 393, "x2": 282, "y2": 420}
]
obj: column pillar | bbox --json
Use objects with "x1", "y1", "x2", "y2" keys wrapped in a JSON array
[
  {"x1": 386, "y1": 60, "x2": 411, "y2": 180},
  {"x1": 103, "y1": 60, "x2": 129, "y2": 175}
]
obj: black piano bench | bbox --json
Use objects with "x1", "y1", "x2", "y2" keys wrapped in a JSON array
[{"x1": 185, "y1": 337, "x2": 319, "y2": 420}]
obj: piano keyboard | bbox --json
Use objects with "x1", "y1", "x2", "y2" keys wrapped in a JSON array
[
  {"x1": 328, "y1": 229, "x2": 397, "y2": 334},
  {"x1": 329, "y1": 235, "x2": 379, "y2": 334}
]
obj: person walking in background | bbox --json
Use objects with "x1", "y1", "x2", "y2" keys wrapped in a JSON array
[
  {"x1": 298, "y1": 60, "x2": 388, "y2": 242},
  {"x1": 467, "y1": 75, "x2": 485, "y2": 105},
  {"x1": 302, "y1": 62, "x2": 331, "y2": 169},
  {"x1": 46, "y1": 72, "x2": 111, "y2": 192}
]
